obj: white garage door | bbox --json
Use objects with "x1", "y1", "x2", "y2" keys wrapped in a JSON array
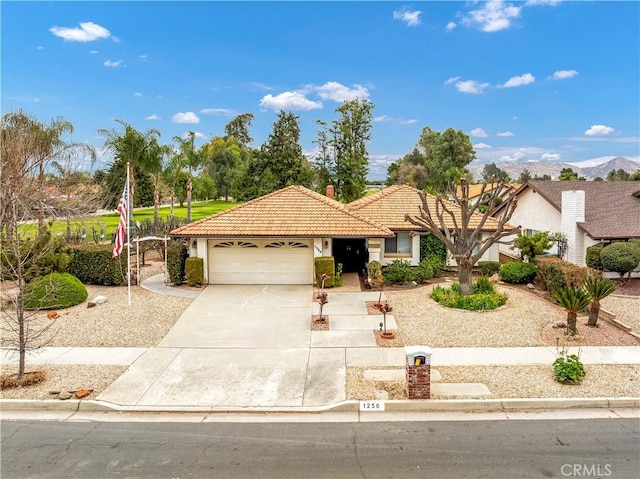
[{"x1": 207, "y1": 238, "x2": 314, "y2": 284}]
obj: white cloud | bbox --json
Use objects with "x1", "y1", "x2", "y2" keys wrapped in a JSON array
[
  {"x1": 470, "y1": 128, "x2": 489, "y2": 138},
  {"x1": 182, "y1": 131, "x2": 206, "y2": 140},
  {"x1": 455, "y1": 80, "x2": 489, "y2": 94},
  {"x1": 133, "y1": 92, "x2": 142, "y2": 97},
  {"x1": 172, "y1": 112, "x2": 200, "y2": 124},
  {"x1": 200, "y1": 108, "x2": 236, "y2": 117},
  {"x1": 541, "y1": 152, "x2": 561, "y2": 161},
  {"x1": 104, "y1": 60, "x2": 123, "y2": 68},
  {"x1": 248, "y1": 82, "x2": 274, "y2": 91},
  {"x1": 373, "y1": 115, "x2": 418, "y2": 125},
  {"x1": 444, "y1": 76, "x2": 461, "y2": 85},
  {"x1": 36, "y1": 46, "x2": 44, "y2": 50},
  {"x1": 550, "y1": 69, "x2": 578, "y2": 80},
  {"x1": 9, "y1": 96, "x2": 40, "y2": 103},
  {"x1": 525, "y1": 0, "x2": 562, "y2": 6},
  {"x1": 260, "y1": 92, "x2": 323, "y2": 111},
  {"x1": 393, "y1": 7, "x2": 422, "y2": 27},
  {"x1": 501, "y1": 73, "x2": 535, "y2": 88},
  {"x1": 461, "y1": 0, "x2": 522, "y2": 32},
  {"x1": 401, "y1": 119, "x2": 419, "y2": 125},
  {"x1": 90, "y1": 50, "x2": 98, "y2": 54},
  {"x1": 311, "y1": 81, "x2": 370, "y2": 101},
  {"x1": 145, "y1": 114, "x2": 160, "y2": 121},
  {"x1": 497, "y1": 131, "x2": 514, "y2": 137},
  {"x1": 474, "y1": 143, "x2": 492, "y2": 149},
  {"x1": 139, "y1": 54, "x2": 147, "y2": 61},
  {"x1": 50, "y1": 21, "x2": 112, "y2": 42},
  {"x1": 446, "y1": 22, "x2": 457, "y2": 31},
  {"x1": 374, "y1": 115, "x2": 390, "y2": 123},
  {"x1": 584, "y1": 124, "x2": 615, "y2": 136},
  {"x1": 498, "y1": 147, "x2": 529, "y2": 162}
]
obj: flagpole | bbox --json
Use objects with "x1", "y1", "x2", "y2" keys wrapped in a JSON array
[{"x1": 126, "y1": 162, "x2": 131, "y2": 308}]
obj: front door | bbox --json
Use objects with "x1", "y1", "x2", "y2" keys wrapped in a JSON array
[{"x1": 332, "y1": 238, "x2": 367, "y2": 274}]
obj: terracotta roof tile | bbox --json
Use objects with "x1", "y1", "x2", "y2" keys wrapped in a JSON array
[
  {"x1": 347, "y1": 184, "x2": 507, "y2": 231},
  {"x1": 170, "y1": 185, "x2": 394, "y2": 238}
]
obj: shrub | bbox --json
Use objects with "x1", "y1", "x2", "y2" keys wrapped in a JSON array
[
  {"x1": 600, "y1": 242, "x2": 640, "y2": 280},
  {"x1": 536, "y1": 257, "x2": 592, "y2": 294},
  {"x1": 314, "y1": 256, "x2": 335, "y2": 288},
  {"x1": 367, "y1": 261, "x2": 383, "y2": 288},
  {"x1": 553, "y1": 346, "x2": 585, "y2": 384},
  {"x1": 0, "y1": 231, "x2": 70, "y2": 283},
  {"x1": 585, "y1": 245, "x2": 603, "y2": 271},
  {"x1": 185, "y1": 257, "x2": 204, "y2": 286},
  {"x1": 422, "y1": 255, "x2": 445, "y2": 276},
  {"x1": 499, "y1": 261, "x2": 538, "y2": 284},
  {"x1": 477, "y1": 261, "x2": 500, "y2": 277},
  {"x1": 334, "y1": 263, "x2": 343, "y2": 287},
  {"x1": 473, "y1": 276, "x2": 496, "y2": 294},
  {"x1": 420, "y1": 235, "x2": 447, "y2": 265},
  {"x1": 23, "y1": 272, "x2": 88, "y2": 310},
  {"x1": 414, "y1": 259, "x2": 434, "y2": 284},
  {"x1": 383, "y1": 259, "x2": 416, "y2": 284},
  {"x1": 514, "y1": 232, "x2": 551, "y2": 261},
  {"x1": 431, "y1": 281, "x2": 507, "y2": 311},
  {"x1": 167, "y1": 241, "x2": 189, "y2": 285},
  {"x1": 66, "y1": 244, "x2": 129, "y2": 286}
]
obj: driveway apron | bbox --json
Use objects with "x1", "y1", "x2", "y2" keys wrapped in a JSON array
[{"x1": 98, "y1": 285, "x2": 321, "y2": 408}]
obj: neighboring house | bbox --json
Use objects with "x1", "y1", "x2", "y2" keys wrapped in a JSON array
[
  {"x1": 493, "y1": 181, "x2": 640, "y2": 266},
  {"x1": 455, "y1": 183, "x2": 521, "y2": 206},
  {"x1": 170, "y1": 184, "x2": 509, "y2": 285}
]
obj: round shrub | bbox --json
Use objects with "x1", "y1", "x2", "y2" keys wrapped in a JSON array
[
  {"x1": 383, "y1": 259, "x2": 416, "y2": 284},
  {"x1": 477, "y1": 261, "x2": 500, "y2": 277},
  {"x1": 499, "y1": 261, "x2": 538, "y2": 284},
  {"x1": 414, "y1": 259, "x2": 434, "y2": 284},
  {"x1": 600, "y1": 242, "x2": 640, "y2": 279},
  {"x1": 23, "y1": 272, "x2": 88, "y2": 310},
  {"x1": 585, "y1": 245, "x2": 603, "y2": 271}
]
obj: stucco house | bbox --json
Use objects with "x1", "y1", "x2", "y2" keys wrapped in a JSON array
[
  {"x1": 493, "y1": 181, "x2": 640, "y2": 266},
  {"x1": 170, "y1": 184, "x2": 509, "y2": 285}
]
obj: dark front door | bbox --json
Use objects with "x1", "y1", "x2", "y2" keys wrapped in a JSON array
[{"x1": 332, "y1": 238, "x2": 367, "y2": 274}]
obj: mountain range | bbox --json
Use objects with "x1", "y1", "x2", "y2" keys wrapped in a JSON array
[{"x1": 469, "y1": 156, "x2": 640, "y2": 181}]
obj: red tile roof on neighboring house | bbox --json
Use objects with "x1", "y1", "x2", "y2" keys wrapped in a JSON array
[
  {"x1": 502, "y1": 181, "x2": 640, "y2": 240},
  {"x1": 170, "y1": 185, "x2": 394, "y2": 238},
  {"x1": 346, "y1": 184, "x2": 507, "y2": 232}
]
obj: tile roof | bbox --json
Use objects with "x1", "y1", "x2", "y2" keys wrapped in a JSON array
[
  {"x1": 457, "y1": 183, "x2": 522, "y2": 200},
  {"x1": 517, "y1": 181, "x2": 640, "y2": 240},
  {"x1": 170, "y1": 185, "x2": 394, "y2": 238},
  {"x1": 346, "y1": 184, "x2": 508, "y2": 231}
]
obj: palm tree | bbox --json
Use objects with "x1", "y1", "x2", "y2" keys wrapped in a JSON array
[
  {"x1": 553, "y1": 287, "x2": 591, "y2": 336},
  {"x1": 98, "y1": 120, "x2": 159, "y2": 217},
  {"x1": 173, "y1": 131, "x2": 203, "y2": 222},
  {"x1": 145, "y1": 138, "x2": 171, "y2": 223},
  {"x1": 582, "y1": 276, "x2": 617, "y2": 327},
  {"x1": 163, "y1": 153, "x2": 185, "y2": 218}
]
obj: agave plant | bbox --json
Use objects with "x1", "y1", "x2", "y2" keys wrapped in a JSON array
[
  {"x1": 553, "y1": 287, "x2": 591, "y2": 336},
  {"x1": 582, "y1": 276, "x2": 616, "y2": 327}
]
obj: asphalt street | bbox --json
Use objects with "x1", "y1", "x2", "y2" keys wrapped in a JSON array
[{"x1": 2, "y1": 418, "x2": 639, "y2": 478}]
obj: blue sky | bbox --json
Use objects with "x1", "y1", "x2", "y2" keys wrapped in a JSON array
[{"x1": 2, "y1": 1, "x2": 639, "y2": 179}]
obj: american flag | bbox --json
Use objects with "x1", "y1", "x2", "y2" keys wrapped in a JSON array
[{"x1": 112, "y1": 182, "x2": 128, "y2": 258}]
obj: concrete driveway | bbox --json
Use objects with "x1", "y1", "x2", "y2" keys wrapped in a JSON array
[{"x1": 98, "y1": 285, "x2": 347, "y2": 408}]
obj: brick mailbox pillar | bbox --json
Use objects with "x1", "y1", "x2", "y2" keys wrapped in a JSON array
[{"x1": 405, "y1": 346, "x2": 433, "y2": 399}]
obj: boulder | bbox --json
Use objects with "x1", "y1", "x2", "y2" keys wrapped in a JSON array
[{"x1": 87, "y1": 295, "x2": 107, "y2": 308}]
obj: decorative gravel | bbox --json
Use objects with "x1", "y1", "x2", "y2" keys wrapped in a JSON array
[
  {"x1": 0, "y1": 364, "x2": 127, "y2": 400},
  {"x1": 601, "y1": 295, "x2": 640, "y2": 335},
  {"x1": 385, "y1": 283, "x2": 559, "y2": 348},
  {"x1": 346, "y1": 365, "x2": 640, "y2": 400}
]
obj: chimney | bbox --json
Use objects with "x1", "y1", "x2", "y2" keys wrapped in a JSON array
[
  {"x1": 326, "y1": 185, "x2": 334, "y2": 199},
  {"x1": 561, "y1": 190, "x2": 586, "y2": 266}
]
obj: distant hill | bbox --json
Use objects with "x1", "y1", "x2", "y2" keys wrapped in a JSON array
[{"x1": 469, "y1": 156, "x2": 640, "y2": 181}]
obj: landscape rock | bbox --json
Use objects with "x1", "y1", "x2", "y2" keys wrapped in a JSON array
[
  {"x1": 75, "y1": 389, "x2": 92, "y2": 399},
  {"x1": 526, "y1": 283, "x2": 535, "y2": 289},
  {"x1": 47, "y1": 311, "x2": 58, "y2": 319},
  {"x1": 57, "y1": 391, "x2": 72, "y2": 400},
  {"x1": 490, "y1": 274, "x2": 500, "y2": 283},
  {"x1": 87, "y1": 295, "x2": 108, "y2": 308}
]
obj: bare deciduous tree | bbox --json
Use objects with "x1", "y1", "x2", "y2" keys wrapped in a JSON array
[{"x1": 405, "y1": 179, "x2": 520, "y2": 296}]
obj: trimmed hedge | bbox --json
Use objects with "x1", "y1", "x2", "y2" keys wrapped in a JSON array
[
  {"x1": 419, "y1": 235, "x2": 447, "y2": 273},
  {"x1": 314, "y1": 256, "x2": 335, "y2": 288},
  {"x1": 23, "y1": 272, "x2": 88, "y2": 310},
  {"x1": 66, "y1": 244, "x2": 129, "y2": 286},
  {"x1": 185, "y1": 257, "x2": 204, "y2": 286},
  {"x1": 167, "y1": 241, "x2": 189, "y2": 285},
  {"x1": 535, "y1": 257, "x2": 591, "y2": 294},
  {"x1": 585, "y1": 245, "x2": 604, "y2": 271},
  {"x1": 499, "y1": 261, "x2": 538, "y2": 284},
  {"x1": 601, "y1": 242, "x2": 640, "y2": 279},
  {"x1": 478, "y1": 261, "x2": 500, "y2": 276},
  {"x1": 367, "y1": 261, "x2": 383, "y2": 288}
]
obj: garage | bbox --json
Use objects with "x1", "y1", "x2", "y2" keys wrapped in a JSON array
[{"x1": 207, "y1": 238, "x2": 314, "y2": 285}]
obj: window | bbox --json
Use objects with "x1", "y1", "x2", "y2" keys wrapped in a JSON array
[{"x1": 385, "y1": 232, "x2": 412, "y2": 255}]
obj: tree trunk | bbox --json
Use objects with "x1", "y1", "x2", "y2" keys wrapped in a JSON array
[
  {"x1": 457, "y1": 257, "x2": 473, "y2": 296},
  {"x1": 186, "y1": 169, "x2": 193, "y2": 223},
  {"x1": 567, "y1": 311, "x2": 578, "y2": 336},
  {"x1": 153, "y1": 173, "x2": 160, "y2": 223},
  {"x1": 18, "y1": 278, "x2": 25, "y2": 379},
  {"x1": 587, "y1": 302, "x2": 600, "y2": 327}
]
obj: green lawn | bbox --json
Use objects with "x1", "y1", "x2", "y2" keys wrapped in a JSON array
[{"x1": 27, "y1": 200, "x2": 240, "y2": 242}]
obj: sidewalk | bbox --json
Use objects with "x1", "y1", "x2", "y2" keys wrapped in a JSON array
[{"x1": 3, "y1": 345, "x2": 638, "y2": 367}]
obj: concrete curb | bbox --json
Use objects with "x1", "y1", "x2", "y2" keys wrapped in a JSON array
[{"x1": 2, "y1": 397, "x2": 638, "y2": 414}]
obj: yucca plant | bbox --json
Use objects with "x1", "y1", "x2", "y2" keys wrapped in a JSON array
[
  {"x1": 582, "y1": 276, "x2": 616, "y2": 327},
  {"x1": 553, "y1": 287, "x2": 591, "y2": 336}
]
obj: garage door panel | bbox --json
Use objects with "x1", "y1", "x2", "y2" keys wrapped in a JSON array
[{"x1": 207, "y1": 239, "x2": 313, "y2": 285}]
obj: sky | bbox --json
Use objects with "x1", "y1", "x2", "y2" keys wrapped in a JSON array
[{"x1": 2, "y1": 0, "x2": 639, "y2": 180}]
